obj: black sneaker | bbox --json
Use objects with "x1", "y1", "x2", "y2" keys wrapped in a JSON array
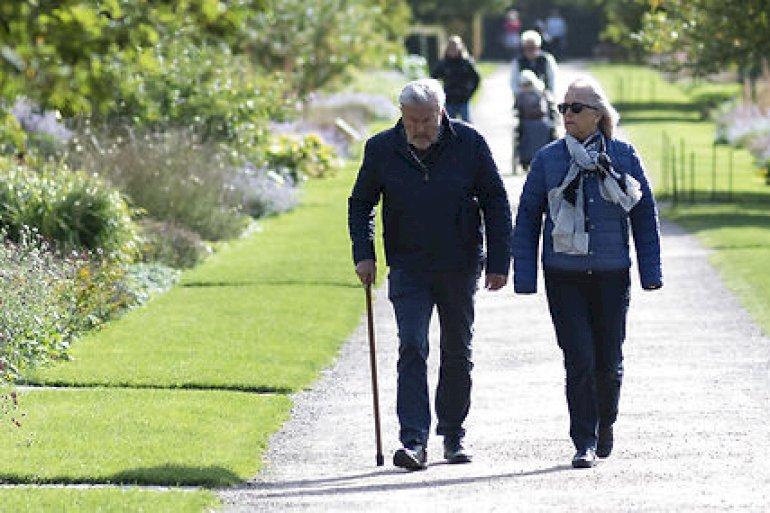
[
  {"x1": 571, "y1": 447, "x2": 597, "y2": 468},
  {"x1": 443, "y1": 437, "x2": 472, "y2": 464},
  {"x1": 393, "y1": 445, "x2": 427, "y2": 471},
  {"x1": 597, "y1": 425, "x2": 614, "y2": 458}
]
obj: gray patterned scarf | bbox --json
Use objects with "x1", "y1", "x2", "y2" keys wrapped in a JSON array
[{"x1": 547, "y1": 132, "x2": 642, "y2": 255}]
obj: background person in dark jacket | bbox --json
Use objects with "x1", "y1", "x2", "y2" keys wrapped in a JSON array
[
  {"x1": 512, "y1": 77, "x2": 662, "y2": 469},
  {"x1": 431, "y1": 35, "x2": 480, "y2": 123},
  {"x1": 348, "y1": 78, "x2": 512, "y2": 471}
]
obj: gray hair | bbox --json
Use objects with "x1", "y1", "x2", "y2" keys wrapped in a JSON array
[
  {"x1": 399, "y1": 79, "x2": 445, "y2": 110},
  {"x1": 566, "y1": 76, "x2": 620, "y2": 139},
  {"x1": 521, "y1": 30, "x2": 542, "y2": 47}
]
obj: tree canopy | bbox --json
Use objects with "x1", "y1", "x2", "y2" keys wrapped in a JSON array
[
  {"x1": 637, "y1": 0, "x2": 770, "y2": 74},
  {"x1": 0, "y1": 1, "x2": 267, "y2": 116}
]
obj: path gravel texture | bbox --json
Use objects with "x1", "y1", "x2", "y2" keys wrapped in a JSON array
[{"x1": 220, "y1": 64, "x2": 770, "y2": 512}]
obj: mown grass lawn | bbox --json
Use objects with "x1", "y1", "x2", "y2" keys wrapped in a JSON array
[
  {"x1": 9, "y1": 115, "x2": 392, "y2": 511},
  {"x1": 5, "y1": 67, "x2": 399, "y2": 510},
  {"x1": 0, "y1": 388, "x2": 290, "y2": 486},
  {"x1": 27, "y1": 284, "x2": 361, "y2": 391},
  {"x1": 0, "y1": 488, "x2": 218, "y2": 513},
  {"x1": 589, "y1": 64, "x2": 770, "y2": 333},
  {"x1": 27, "y1": 160, "x2": 374, "y2": 391}
]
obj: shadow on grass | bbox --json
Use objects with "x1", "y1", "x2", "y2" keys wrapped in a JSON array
[
  {"x1": 181, "y1": 280, "x2": 360, "y2": 289},
  {"x1": 109, "y1": 465, "x2": 243, "y2": 488},
  {"x1": 614, "y1": 101, "x2": 698, "y2": 112},
  {"x1": 621, "y1": 115, "x2": 703, "y2": 124},
  {"x1": 659, "y1": 191, "x2": 770, "y2": 204},
  {"x1": 0, "y1": 466, "x2": 243, "y2": 488},
  {"x1": 664, "y1": 209, "x2": 770, "y2": 243},
  {"x1": 239, "y1": 464, "x2": 572, "y2": 499},
  {"x1": 17, "y1": 380, "x2": 295, "y2": 395}
]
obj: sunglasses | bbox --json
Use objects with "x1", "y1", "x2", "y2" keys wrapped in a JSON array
[{"x1": 557, "y1": 102, "x2": 600, "y2": 114}]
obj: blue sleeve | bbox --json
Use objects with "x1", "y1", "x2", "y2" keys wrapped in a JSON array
[
  {"x1": 348, "y1": 139, "x2": 382, "y2": 264},
  {"x1": 475, "y1": 135, "x2": 513, "y2": 275},
  {"x1": 512, "y1": 152, "x2": 548, "y2": 293},
  {"x1": 627, "y1": 145, "x2": 663, "y2": 289}
]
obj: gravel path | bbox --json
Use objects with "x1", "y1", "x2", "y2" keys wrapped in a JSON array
[{"x1": 219, "y1": 64, "x2": 770, "y2": 512}]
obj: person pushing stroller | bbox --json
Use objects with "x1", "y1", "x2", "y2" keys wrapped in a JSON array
[{"x1": 514, "y1": 70, "x2": 556, "y2": 171}]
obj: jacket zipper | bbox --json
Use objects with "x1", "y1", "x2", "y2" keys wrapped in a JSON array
[{"x1": 407, "y1": 148, "x2": 430, "y2": 182}]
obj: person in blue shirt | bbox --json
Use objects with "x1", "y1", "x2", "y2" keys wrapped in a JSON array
[
  {"x1": 512, "y1": 77, "x2": 662, "y2": 468},
  {"x1": 349, "y1": 79, "x2": 512, "y2": 470}
]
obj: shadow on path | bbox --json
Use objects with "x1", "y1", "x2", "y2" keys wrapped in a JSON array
[{"x1": 244, "y1": 464, "x2": 571, "y2": 500}]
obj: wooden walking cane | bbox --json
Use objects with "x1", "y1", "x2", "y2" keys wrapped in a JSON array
[{"x1": 365, "y1": 283, "x2": 385, "y2": 466}]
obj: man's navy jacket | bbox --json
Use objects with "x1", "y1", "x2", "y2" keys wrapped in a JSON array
[{"x1": 348, "y1": 115, "x2": 513, "y2": 275}]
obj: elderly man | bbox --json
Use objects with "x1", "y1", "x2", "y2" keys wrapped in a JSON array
[
  {"x1": 348, "y1": 79, "x2": 512, "y2": 470},
  {"x1": 510, "y1": 30, "x2": 558, "y2": 96}
]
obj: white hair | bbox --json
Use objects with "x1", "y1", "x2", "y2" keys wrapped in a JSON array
[
  {"x1": 521, "y1": 30, "x2": 542, "y2": 47},
  {"x1": 566, "y1": 76, "x2": 620, "y2": 139},
  {"x1": 399, "y1": 79, "x2": 445, "y2": 110}
]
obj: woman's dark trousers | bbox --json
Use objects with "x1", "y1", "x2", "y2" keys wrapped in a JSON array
[
  {"x1": 388, "y1": 268, "x2": 478, "y2": 447},
  {"x1": 544, "y1": 268, "x2": 630, "y2": 451}
]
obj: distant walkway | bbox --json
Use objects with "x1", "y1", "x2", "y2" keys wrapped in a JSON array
[{"x1": 220, "y1": 64, "x2": 770, "y2": 512}]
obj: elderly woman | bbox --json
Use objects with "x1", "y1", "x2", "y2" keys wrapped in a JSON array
[{"x1": 511, "y1": 77, "x2": 662, "y2": 468}]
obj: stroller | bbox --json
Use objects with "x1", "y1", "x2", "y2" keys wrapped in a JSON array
[{"x1": 512, "y1": 70, "x2": 557, "y2": 173}]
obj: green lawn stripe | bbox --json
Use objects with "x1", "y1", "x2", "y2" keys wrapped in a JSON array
[
  {"x1": 28, "y1": 157, "x2": 382, "y2": 390},
  {"x1": 0, "y1": 388, "x2": 290, "y2": 487},
  {"x1": 180, "y1": 163, "x2": 360, "y2": 287},
  {"x1": 28, "y1": 283, "x2": 362, "y2": 391},
  {"x1": 0, "y1": 487, "x2": 218, "y2": 513}
]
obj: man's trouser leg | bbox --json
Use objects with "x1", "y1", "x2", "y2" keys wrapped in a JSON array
[
  {"x1": 388, "y1": 269, "x2": 434, "y2": 447},
  {"x1": 434, "y1": 271, "x2": 478, "y2": 441}
]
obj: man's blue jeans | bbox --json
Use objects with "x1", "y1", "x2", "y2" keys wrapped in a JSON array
[
  {"x1": 387, "y1": 268, "x2": 479, "y2": 447},
  {"x1": 544, "y1": 268, "x2": 630, "y2": 451}
]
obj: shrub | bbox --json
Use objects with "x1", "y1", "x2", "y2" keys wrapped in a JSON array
[
  {"x1": 247, "y1": 0, "x2": 409, "y2": 94},
  {"x1": 265, "y1": 134, "x2": 338, "y2": 182},
  {"x1": 0, "y1": 229, "x2": 77, "y2": 380},
  {"x1": 231, "y1": 164, "x2": 300, "y2": 218},
  {"x1": 104, "y1": 36, "x2": 289, "y2": 155},
  {"x1": 69, "y1": 128, "x2": 251, "y2": 241},
  {"x1": 0, "y1": 227, "x2": 179, "y2": 383},
  {"x1": 123, "y1": 263, "x2": 180, "y2": 303},
  {"x1": 0, "y1": 157, "x2": 138, "y2": 259},
  {"x1": 138, "y1": 219, "x2": 211, "y2": 269},
  {"x1": 0, "y1": 108, "x2": 26, "y2": 156}
]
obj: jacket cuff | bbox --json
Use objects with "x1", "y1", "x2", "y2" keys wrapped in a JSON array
[{"x1": 639, "y1": 268, "x2": 662, "y2": 290}]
